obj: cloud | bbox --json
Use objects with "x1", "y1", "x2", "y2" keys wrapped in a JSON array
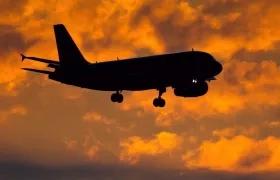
[
  {"x1": 0, "y1": 24, "x2": 39, "y2": 96},
  {"x1": 264, "y1": 121, "x2": 280, "y2": 128},
  {"x1": 0, "y1": 0, "x2": 28, "y2": 24},
  {"x1": 182, "y1": 135, "x2": 280, "y2": 172},
  {"x1": 212, "y1": 128, "x2": 236, "y2": 138},
  {"x1": 120, "y1": 131, "x2": 183, "y2": 164},
  {"x1": 82, "y1": 111, "x2": 115, "y2": 125},
  {"x1": 1, "y1": 0, "x2": 280, "y2": 177},
  {"x1": 187, "y1": 136, "x2": 198, "y2": 144},
  {"x1": 63, "y1": 131, "x2": 103, "y2": 161},
  {"x1": 155, "y1": 110, "x2": 183, "y2": 127},
  {"x1": 232, "y1": 42, "x2": 280, "y2": 65},
  {"x1": 0, "y1": 104, "x2": 28, "y2": 123},
  {"x1": 3, "y1": 160, "x2": 280, "y2": 180}
]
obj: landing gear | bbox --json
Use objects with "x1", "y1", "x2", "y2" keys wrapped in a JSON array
[
  {"x1": 111, "y1": 91, "x2": 123, "y2": 103},
  {"x1": 153, "y1": 98, "x2": 165, "y2": 107},
  {"x1": 153, "y1": 87, "x2": 166, "y2": 108}
]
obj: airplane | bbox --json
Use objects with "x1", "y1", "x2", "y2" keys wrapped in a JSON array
[{"x1": 21, "y1": 24, "x2": 223, "y2": 108}]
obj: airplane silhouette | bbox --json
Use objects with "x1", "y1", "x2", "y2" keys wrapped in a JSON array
[{"x1": 21, "y1": 24, "x2": 223, "y2": 108}]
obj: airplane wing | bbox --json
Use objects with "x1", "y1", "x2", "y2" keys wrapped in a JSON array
[
  {"x1": 21, "y1": 68, "x2": 53, "y2": 74},
  {"x1": 20, "y1": 54, "x2": 60, "y2": 65}
]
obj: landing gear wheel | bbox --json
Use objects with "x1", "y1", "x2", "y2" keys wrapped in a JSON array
[
  {"x1": 111, "y1": 93, "x2": 123, "y2": 103},
  {"x1": 116, "y1": 94, "x2": 123, "y2": 103},
  {"x1": 153, "y1": 98, "x2": 159, "y2": 107},
  {"x1": 153, "y1": 98, "x2": 165, "y2": 107},
  {"x1": 159, "y1": 98, "x2": 165, "y2": 107},
  {"x1": 111, "y1": 93, "x2": 118, "y2": 102},
  {"x1": 153, "y1": 87, "x2": 166, "y2": 108}
]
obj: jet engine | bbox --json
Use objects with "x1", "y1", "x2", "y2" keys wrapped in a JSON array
[{"x1": 174, "y1": 81, "x2": 208, "y2": 97}]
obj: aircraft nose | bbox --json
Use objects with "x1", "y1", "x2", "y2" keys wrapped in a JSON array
[
  {"x1": 215, "y1": 61, "x2": 223, "y2": 75},
  {"x1": 212, "y1": 59, "x2": 223, "y2": 76}
]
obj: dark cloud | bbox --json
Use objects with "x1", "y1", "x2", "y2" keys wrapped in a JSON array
[
  {"x1": 0, "y1": 0, "x2": 28, "y2": 16},
  {"x1": 80, "y1": 29, "x2": 134, "y2": 59},
  {"x1": 70, "y1": 2, "x2": 135, "y2": 56},
  {"x1": 200, "y1": 0, "x2": 273, "y2": 39},
  {"x1": 1, "y1": 160, "x2": 279, "y2": 180},
  {"x1": 130, "y1": 0, "x2": 218, "y2": 53},
  {"x1": 81, "y1": 31, "x2": 116, "y2": 53},
  {"x1": 130, "y1": 0, "x2": 280, "y2": 56},
  {"x1": 233, "y1": 42, "x2": 280, "y2": 65},
  {"x1": 237, "y1": 148, "x2": 272, "y2": 168},
  {"x1": 222, "y1": 61, "x2": 241, "y2": 85},
  {"x1": 0, "y1": 24, "x2": 39, "y2": 57},
  {"x1": 1, "y1": 0, "x2": 280, "y2": 176},
  {"x1": 201, "y1": 0, "x2": 247, "y2": 16}
]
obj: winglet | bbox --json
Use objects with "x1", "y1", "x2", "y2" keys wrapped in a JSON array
[{"x1": 20, "y1": 54, "x2": 26, "y2": 61}]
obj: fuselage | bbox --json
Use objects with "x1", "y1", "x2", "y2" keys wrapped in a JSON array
[{"x1": 49, "y1": 50, "x2": 222, "y2": 91}]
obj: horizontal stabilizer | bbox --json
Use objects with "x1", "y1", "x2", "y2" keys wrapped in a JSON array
[
  {"x1": 21, "y1": 68, "x2": 52, "y2": 74},
  {"x1": 20, "y1": 54, "x2": 60, "y2": 65}
]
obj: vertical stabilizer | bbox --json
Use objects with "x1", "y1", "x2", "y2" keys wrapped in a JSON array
[{"x1": 53, "y1": 24, "x2": 89, "y2": 67}]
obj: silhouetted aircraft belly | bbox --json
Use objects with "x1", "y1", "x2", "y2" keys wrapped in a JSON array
[{"x1": 21, "y1": 24, "x2": 223, "y2": 108}]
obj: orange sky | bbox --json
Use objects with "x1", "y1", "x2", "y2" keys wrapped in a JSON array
[{"x1": 1, "y1": 0, "x2": 280, "y2": 179}]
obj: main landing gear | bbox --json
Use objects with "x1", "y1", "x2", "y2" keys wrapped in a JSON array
[
  {"x1": 153, "y1": 87, "x2": 166, "y2": 108},
  {"x1": 110, "y1": 88, "x2": 166, "y2": 108},
  {"x1": 111, "y1": 90, "x2": 123, "y2": 103}
]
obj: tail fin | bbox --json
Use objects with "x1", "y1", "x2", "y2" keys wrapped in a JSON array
[{"x1": 53, "y1": 24, "x2": 89, "y2": 67}]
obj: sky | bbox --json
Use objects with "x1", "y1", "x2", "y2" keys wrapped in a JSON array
[{"x1": 1, "y1": 0, "x2": 280, "y2": 179}]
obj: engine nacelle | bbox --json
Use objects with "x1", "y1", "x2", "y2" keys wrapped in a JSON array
[{"x1": 174, "y1": 81, "x2": 208, "y2": 97}]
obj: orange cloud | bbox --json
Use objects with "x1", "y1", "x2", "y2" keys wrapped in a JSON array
[
  {"x1": 182, "y1": 135, "x2": 280, "y2": 172},
  {"x1": 0, "y1": 105, "x2": 28, "y2": 123},
  {"x1": 155, "y1": 110, "x2": 183, "y2": 127},
  {"x1": 264, "y1": 121, "x2": 280, "y2": 128},
  {"x1": 83, "y1": 111, "x2": 115, "y2": 125},
  {"x1": 86, "y1": 146, "x2": 99, "y2": 160},
  {"x1": 64, "y1": 139, "x2": 78, "y2": 150},
  {"x1": 64, "y1": 132, "x2": 102, "y2": 161},
  {"x1": 212, "y1": 128, "x2": 236, "y2": 138},
  {"x1": 1, "y1": 0, "x2": 280, "y2": 177},
  {"x1": 212, "y1": 126, "x2": 260, "y2": 139},
  {"x1": 187, "y1": 136, "x2": 198, "y2": 144},
  {"x1": 195, "y1": 0, "x2": 280, "y2": 58},
  {"x1": 120, "y1": 131, "x2": 183, "y2": 164}
]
